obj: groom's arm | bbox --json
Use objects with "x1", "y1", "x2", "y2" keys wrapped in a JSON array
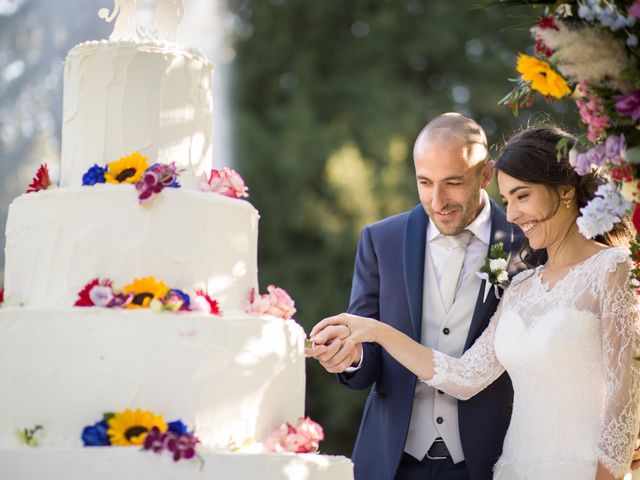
[{"x1": 337, "y1": 226, "x2": 383, "y2": 390}]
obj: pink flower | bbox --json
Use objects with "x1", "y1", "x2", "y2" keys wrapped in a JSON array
[
  {"x1": 630, "y1": 1, "x2": 640, "y2": 19},
  {"x1": 265, "y1": 418, "x2": 324, "y2": 454},
  {"x1": 246, "y1": 286, "x2": 296, "y2": 320},
  {"x1": 265, "y1": 285, "x2": 297, "y2": 319},
  {"x1": 575, "y1": 82, "x2": 610, "y2": 142},
  {"x1": 200, "y1": 168, "x2": 249, "y2": 199}
]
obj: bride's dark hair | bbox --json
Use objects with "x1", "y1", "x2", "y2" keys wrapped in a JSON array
[{"x1": 495, "y1": 125, "x2": 632, "y2": 268}]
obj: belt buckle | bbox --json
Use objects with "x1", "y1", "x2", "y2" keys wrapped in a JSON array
[{"x1": 425, "y1": 438, "x2": 448, "y2": 460}]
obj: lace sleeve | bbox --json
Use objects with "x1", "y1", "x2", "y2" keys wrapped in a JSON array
[
  {"x1": 597, "y1": 255, "x2": 640, "y2": 478},
  {"x1": 419, "y1": 300, "x2": 505, "y2": 401}
]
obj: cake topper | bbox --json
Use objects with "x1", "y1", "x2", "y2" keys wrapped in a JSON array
[
  {"x1": 153, "y1": 0, "x2": 184, "y2": 42},
  {"x1": 98, "y1": 0, "x2": 185, "y2": 43},
  {"x1": 98, "y1": 0, "x2": 139, "y2": 41}
]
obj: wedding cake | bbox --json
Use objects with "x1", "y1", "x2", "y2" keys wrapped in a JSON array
[{"x1": 0, "y1": 3, "x2": 353, "y2": 479}]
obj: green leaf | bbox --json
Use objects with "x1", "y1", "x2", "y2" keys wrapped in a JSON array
[{"x1": 625, "y1": 146, "x2": 640, "y2": 164}]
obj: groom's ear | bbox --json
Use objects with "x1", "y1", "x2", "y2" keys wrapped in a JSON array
[{"x1": 479, "y1": 160, "x2": 494, "y2": 188}]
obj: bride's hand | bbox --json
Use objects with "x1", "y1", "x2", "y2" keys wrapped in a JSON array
[{"x1": 310, "y1": 313, "x2": 381, "y2": 345}]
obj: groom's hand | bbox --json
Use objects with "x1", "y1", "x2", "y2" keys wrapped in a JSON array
[{"x1": 305, "y1": 325, "x2": 363, "y2": 373}]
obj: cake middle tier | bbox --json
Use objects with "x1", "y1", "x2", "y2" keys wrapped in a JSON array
[{"x1": 4, "y1": 185, "x2": 259, "y2": 313}]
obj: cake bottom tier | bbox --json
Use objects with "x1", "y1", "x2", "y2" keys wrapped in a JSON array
[
  {"x1": 0, "y1": 307, "x2": 305, "y2": 449},
  {"x1": 0, "y1": 448, "x2": 354, "y2": 480}
]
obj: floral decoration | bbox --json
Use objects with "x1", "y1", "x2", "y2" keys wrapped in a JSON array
[
  {"x1": 104, "y1": 153, "x2": 150, "y2": 185},
  {"x1": 476, "y1": 242, "x2": 510, "y2": 301},
  {"x1": 200, "y1": 167, "x2": 250, "y2": 199},
  {"x1": 74, "y1": 277, "x2": 222, "y2": 315},
  {"x1": 143, "y1": 423, "x2": 202, "y2": 464},
  {"x1": 107, "y1": 409, "x2": 167, "y2": 446},
  {"x1": 82, "y1": 411, "x2": 201, "y2": 463},
  {"x1": 265, "y1": 417, "x2": 324, "y2": 454},
  {"x1": 26, "y1": 164, "x2": 53, "y2": 194},
  {"x1": 135, "y1": 162, "x2": 181, "y2": 201},
  {"x1": 82, "y1": 156, "x2": 181, "y2": 203},
  {"x1": 15, "y1": 425, "x2": 43, "y2": 447},
  {"x1": 123, "y1": 277, "x2": 170, "y2": 309},
  {"x1": 246, "y1": 285, "x2": 297, "y2": 320},
  {"x1": 500, "y1": 0, "x2": 640, "y2": 288}
]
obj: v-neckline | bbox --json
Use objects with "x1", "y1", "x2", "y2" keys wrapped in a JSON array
[{"x1": 535, "y1": 248, "x2": 611, "y2": 294}]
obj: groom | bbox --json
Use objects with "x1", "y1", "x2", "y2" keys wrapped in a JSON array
[{"x1": 306, "y1": 113, "x2": 522, "y2": 480}]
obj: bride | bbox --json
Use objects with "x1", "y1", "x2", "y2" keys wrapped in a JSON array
[{"x1": 310, "y1": 126, "x2": 640, "y2": 480}]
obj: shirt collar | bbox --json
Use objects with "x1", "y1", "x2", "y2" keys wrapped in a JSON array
[{"x1": 427, "y1": 189, "x2": 492, "y2": 245}]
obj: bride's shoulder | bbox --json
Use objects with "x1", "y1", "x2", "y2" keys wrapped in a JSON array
[{"x1": 590, "y1": 246, "x2": 630, "y2": 274}]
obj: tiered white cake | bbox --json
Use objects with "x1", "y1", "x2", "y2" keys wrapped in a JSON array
[{"x1": 0, "y1": 12, "x2": 352, "y2": 480}]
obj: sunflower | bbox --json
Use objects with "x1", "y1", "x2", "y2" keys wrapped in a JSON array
[
  {"x1": 516, "y1": 53, "x2": 571, "y2": 99},
  {"x1": 104, "y1": 153, "x2": 150, "y2": 184},
  {"x1": 107, "y1": 409, "x2": 167, "y2": 446},
  {"x1": 122, "y1": 276, "x2": 170, "y2": 309}
]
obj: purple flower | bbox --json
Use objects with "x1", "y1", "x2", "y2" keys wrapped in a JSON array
[
  {"x1": 630, "y1": 0, "x2": 640, "y2": 19},
  {"x1": 82, "y1": 419, "x2": 110, "y2": 446},
  {"x1": 614, "y1": 91, "x2": 640, "y2": 121},
  {"x1": 574, "y1": 144, "x2": 607, "y2": 176},
  {"x1": 605, "y1": 135, "x2": 627, "y2": 163},
  {"x1": 168, "y1": 290, "x2": 190, "y2": 311},
  {"x1": 82, "y1": 165, "x2": 107, "y2": 186}
]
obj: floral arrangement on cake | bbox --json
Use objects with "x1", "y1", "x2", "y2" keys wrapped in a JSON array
[
  {"x1": 82, "y1": 409, "x2": 201, "y2": 463},
  {"x1": 82, "y1": 154, "x2": 250, "y2": 201},
  {"x1": 74, "y1": 276, "x2": 221, "y2": 314},
  {"x1": 265, "y1": 417, "x2": 325, "y2": 454},
  {"x1": 500, "y1": 0, "x2": 640, "y2": 285},
  {"x1": 26, "y1": 164, "x2": 53, "y2": 193},
  {"x1": 246, "y1": 285, "x2": 297, "y2": 320},
  {"x1": 82, "y1": 153, "x2": 181, "y2": 202},
  {"x1": 200, "y1": 167, "x2": 250, "y2": 198}
]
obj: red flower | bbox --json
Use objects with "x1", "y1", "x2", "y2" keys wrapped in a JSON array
[
  {"x1": 538, "y1": 15, "x2": 557, "y2": 30},
  {"x1": 0, "y1": 287, "x2": 4, "y2": 306},
  {"x1": 26, "y1": 164, "x2": 52, "y2": 193},
  {"x1": 611, "y1": 163, "x2": 635, "y2": 183},
  {"x1": 633, "y1": 204, "x2": 640, "y2": 234},
  {"x1": 75, "y1": 278, "x2": 113, "y2": 307},
  {"x1": 194, "y1": 289, "x2": 221, "y2": 315}
]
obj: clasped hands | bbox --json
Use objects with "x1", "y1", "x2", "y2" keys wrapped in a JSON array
[{"x1": 304, "y1": 313, "x2": 380, "y2": 373}]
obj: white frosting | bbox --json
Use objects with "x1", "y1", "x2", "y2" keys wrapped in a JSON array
[
  {"x1": 4, "y1": 185, "x2": 259, "y2": 314},
  {"x1": 60, "y1": 41, "x2": 214, "y2": 189},
  {"x1": 0, "y1": 307, "x2": 306, "y2": 449},
  {"x1": 0, "y1": 448, "x2": 354, "y2": 480}
]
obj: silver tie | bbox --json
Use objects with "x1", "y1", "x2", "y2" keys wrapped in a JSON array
[{"x1": 438, "y1": 231, "x2": 473, "y2": 312}]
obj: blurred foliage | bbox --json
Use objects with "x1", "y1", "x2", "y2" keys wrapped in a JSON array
[
  {"x1": 0, "y1": 0, "x2": 581, "y2": 458},
  {"x1": 227, "y1": 0, "x2": 578, "y2": 455}
]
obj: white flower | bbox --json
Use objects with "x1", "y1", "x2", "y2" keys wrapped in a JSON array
[
  {"x1": 88, "y1": 285, "x2": 114, "y2": 307},
  {"x1": 497, "y1": 270, "x2": 509, "y2": 285},
  {"x1": 489, "y1": 258, "x2": 508, "y2": 272},
  {"x1": 577, "y1": 184, "x2": 632, "y2": 239}
]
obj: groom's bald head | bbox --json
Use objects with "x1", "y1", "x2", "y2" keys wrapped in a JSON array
[{"x1": 414, "y1": 113, "x2": 489, "y2": 166}]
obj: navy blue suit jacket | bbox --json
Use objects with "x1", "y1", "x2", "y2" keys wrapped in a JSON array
[{"x1": 339, "y1": 201, "x2": 521, "y2": 480}]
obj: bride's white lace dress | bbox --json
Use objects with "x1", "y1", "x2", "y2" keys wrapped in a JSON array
[{"x1": 422, "y1": 247, "x2": 640, "y2": 479}]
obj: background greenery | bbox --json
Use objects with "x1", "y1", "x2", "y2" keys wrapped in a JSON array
[{"x1": 0, "y1": 0, "x2": 578, "y2": 456}]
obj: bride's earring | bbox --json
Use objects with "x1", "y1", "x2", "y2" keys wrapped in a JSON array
[{"x1": 564, "y1": 199, "x2": 571, "y2": 209}]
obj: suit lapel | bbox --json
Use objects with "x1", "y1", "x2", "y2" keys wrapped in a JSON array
[
  {"x1": 463, "y1": 199, "x2": 513, "y2": 351},
  {"x1": 403, "y1": 205, "x2": 427, "y2": 341}
]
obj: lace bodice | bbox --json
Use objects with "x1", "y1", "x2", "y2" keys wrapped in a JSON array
[{"x1": 422, "y1": 247, "x2": 640, "y2": 479}]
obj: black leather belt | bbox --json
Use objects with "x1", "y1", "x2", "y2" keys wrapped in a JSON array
[{"x1": 426, "y1": 437, "x2": 451, "y2": 460}]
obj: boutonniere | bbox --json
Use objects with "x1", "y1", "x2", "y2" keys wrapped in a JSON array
[{"x1": 476, "y1": 242, "x2": 510, "y2": 302}]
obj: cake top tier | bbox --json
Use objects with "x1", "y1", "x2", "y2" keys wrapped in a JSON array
[{"x1": 66, "y1": 39, "x2": 211, "y2": 68}]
